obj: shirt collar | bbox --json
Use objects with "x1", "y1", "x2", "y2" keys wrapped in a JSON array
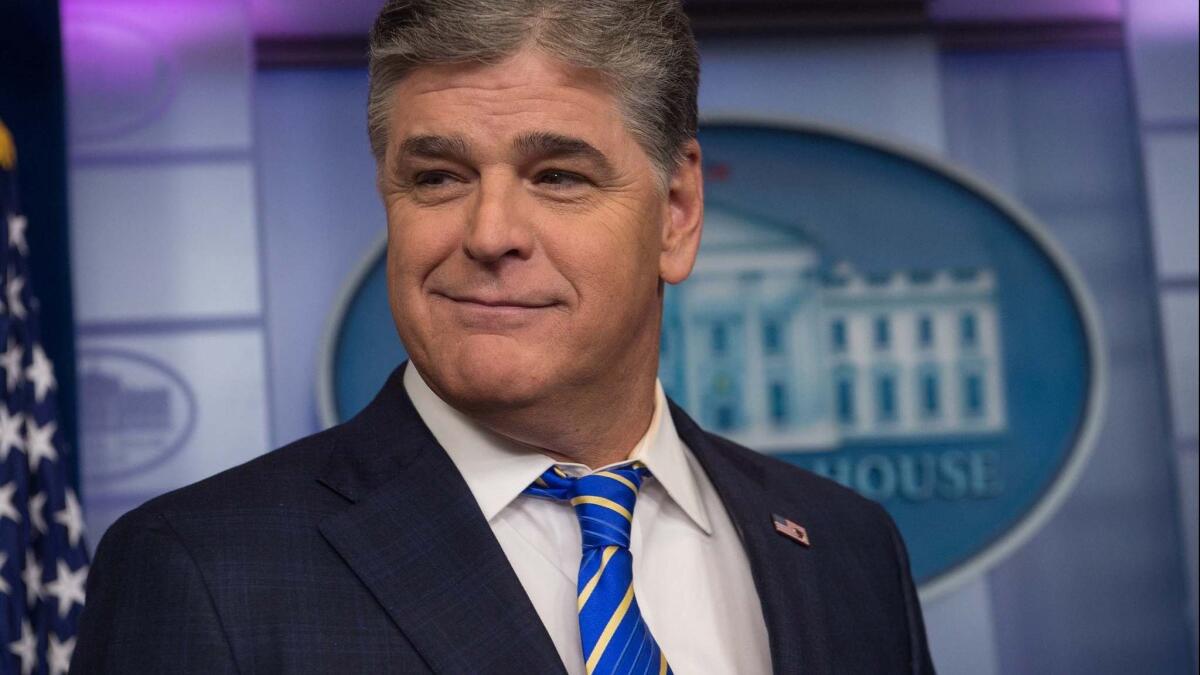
[{"x1": 403, "y1": 363, "x2": 713, "y2": 535}]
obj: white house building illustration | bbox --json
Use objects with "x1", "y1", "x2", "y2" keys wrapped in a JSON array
[{"x1": 660, "y1": 204, "x2": 1008, "y2": 452}]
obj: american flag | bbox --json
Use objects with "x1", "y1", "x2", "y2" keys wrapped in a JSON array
[{"x1": 0, "y1": 121, "x2": 89, "y2": 675}]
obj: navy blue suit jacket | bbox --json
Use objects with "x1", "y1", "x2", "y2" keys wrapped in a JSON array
[{"x1": 72, "y1": 364, "x2": 933, "y2": 674}]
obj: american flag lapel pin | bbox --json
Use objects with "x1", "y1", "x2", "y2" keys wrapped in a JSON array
[{"x1": 772, "y1": 513, "x2": 811, "y2": 547}]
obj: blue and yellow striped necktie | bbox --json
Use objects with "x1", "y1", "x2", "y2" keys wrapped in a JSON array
[{"x1": 524, "y1": 463, "x2": 673, "y2": 675}]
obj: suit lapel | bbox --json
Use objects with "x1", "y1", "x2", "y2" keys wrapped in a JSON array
[
  {"x1": 670, "y1": 401, "x2": 834, "y2": 675},
  {"x1": 316, "y1": 366, "x2": 566, "y2": 675}
]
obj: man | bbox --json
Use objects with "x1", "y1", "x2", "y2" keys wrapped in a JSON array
[{"x1": 73, "y1": 1, "x2": 933, "y2": 673}]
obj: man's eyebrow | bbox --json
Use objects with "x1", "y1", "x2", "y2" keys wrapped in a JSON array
[
  {"x1": 397, "y1": 134, "x2": 471, "y2": 161},
  {"x1": 513, "y1": 132, "x2": 615, "y2": 174}
]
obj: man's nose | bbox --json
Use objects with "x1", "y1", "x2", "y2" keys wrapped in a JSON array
[{"x1": 462, "y1": 175, "x2": 534, "y2": 263}]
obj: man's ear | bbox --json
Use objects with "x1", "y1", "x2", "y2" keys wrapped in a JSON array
[{"x1": 659, "y1": 139, "x2": 704, "y2": 285}]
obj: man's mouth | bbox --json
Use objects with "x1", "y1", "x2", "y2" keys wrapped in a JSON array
[{"x1": 435, "y1": 292, "x2": 558, "y2": 309}]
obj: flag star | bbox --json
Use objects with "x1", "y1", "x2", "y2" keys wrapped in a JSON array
[
  {"x1": 7, "y1": 619, "x2": 37, "y2": 675},
  {"x1": 28, "y1": 491, "x2": 47, "y2": 534},
  {"x1": 0, "y1": 552, "x2": 10, "y2": 595},
  {"x1": 55, "y1": 489, "x2": 85, "y2": 547},
  {"x1": 7, "y1": 214, "x2": 28, "y2": 255},
  {"x1": 45, "y1": 561, "x2": 87, "y2": 619},
  {"x1": 25, "y1": 419, "x2": 57, "y2": 468},
  {"x1": 0, "y1": 338, "x2": 23, "y2": 391},
  {"x1": 22, "y1": 557, "x2": 41, "y2": 606},
  {"x1": 5, "y1": 273, "x2": 25, "y2": 320},
  {"x1": 0, "y1": 405, "x2": 23, "y2": 460},
  {"x1": 26, "y1": 344, "x2": 57, "y2": 403},
  {"x1": 0, "y1": 481, "x2": 20, "y2": 524},
  {"x1": 48, "y1": 635, "x2": 75, "y2": 675}
]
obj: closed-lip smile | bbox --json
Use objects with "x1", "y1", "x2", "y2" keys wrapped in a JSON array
[{"x1": 435, "y1": 292, "x2": 558, "y2": 309}]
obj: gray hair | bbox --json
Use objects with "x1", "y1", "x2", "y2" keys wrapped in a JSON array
[{"x1": 366, "y1": 0, "x2": 699, "y2": 184}]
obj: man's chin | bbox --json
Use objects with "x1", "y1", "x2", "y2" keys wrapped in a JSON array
[{"x1": 418, "y1": 346, "x2": 554, "y2": 413}]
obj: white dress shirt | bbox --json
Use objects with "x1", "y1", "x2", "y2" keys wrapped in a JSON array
[{"x1": 404, "y1": 365, "x2": 772, "y2": 675}]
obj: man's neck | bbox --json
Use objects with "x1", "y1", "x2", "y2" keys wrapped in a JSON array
[{"x1": 423, "y1": 366, "x2": 659, "y2": 470}]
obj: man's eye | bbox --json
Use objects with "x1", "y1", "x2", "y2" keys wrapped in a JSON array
[
  {"x1": 536, "y1": 170, "x2": 586, "y2": 187},
  {"x1": 415, "y1": 171, "x2": 456, "y2": 187}
]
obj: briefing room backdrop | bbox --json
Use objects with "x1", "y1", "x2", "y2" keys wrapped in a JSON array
[{"x1": 51, "y1": 0, "x2": 1197, "y2": 673}]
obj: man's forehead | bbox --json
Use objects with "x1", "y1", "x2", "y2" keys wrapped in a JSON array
[
  {"x1": 381, "y1": 48, "x2": 651, "y2": 172},
  {"x1": 386, "y1": 75, "x2": 635, "y2": 161}
]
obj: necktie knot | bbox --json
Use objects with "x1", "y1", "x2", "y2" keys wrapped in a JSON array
[{"x1": 523, "y1": 463, "x2": 650, "y2": 551}]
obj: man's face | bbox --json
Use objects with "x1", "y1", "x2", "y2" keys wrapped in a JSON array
[{"x1": 379, "y1": 48, "x2": 701, "y2": 415}]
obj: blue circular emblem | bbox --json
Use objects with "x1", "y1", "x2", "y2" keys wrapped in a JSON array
[{"x1": 319, "y1": 121, "x2": 1104, "y2": 598}]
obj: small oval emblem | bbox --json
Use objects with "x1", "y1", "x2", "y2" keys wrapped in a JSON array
[{"x1": 77, "y1": 348, "x2": 197, "y2": 481}]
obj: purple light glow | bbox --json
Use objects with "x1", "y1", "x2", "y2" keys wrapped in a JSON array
[
  {"x1": 62, "y1": 9, "x2": 178, "y2": 143},
  {"x1": 1128, "y1": 0, "x2": 1199, "y2": 36},
  {"x1": 62, "y1": 0, "x2": 251, "y2": 46},
  {"x1": 60, "y1": 0, "x2": 254, "y2": 152}
]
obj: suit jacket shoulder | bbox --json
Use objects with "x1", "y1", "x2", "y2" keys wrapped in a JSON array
[
  {"x1": 133, "y1": 421, "x2": 353, "y2": 516},
  {"x1": 74, "y1": 368, "x2": 564, "y2": 674},
  {"x1": 72, "y1": 425, "x2": 376, "y2": 673}
]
